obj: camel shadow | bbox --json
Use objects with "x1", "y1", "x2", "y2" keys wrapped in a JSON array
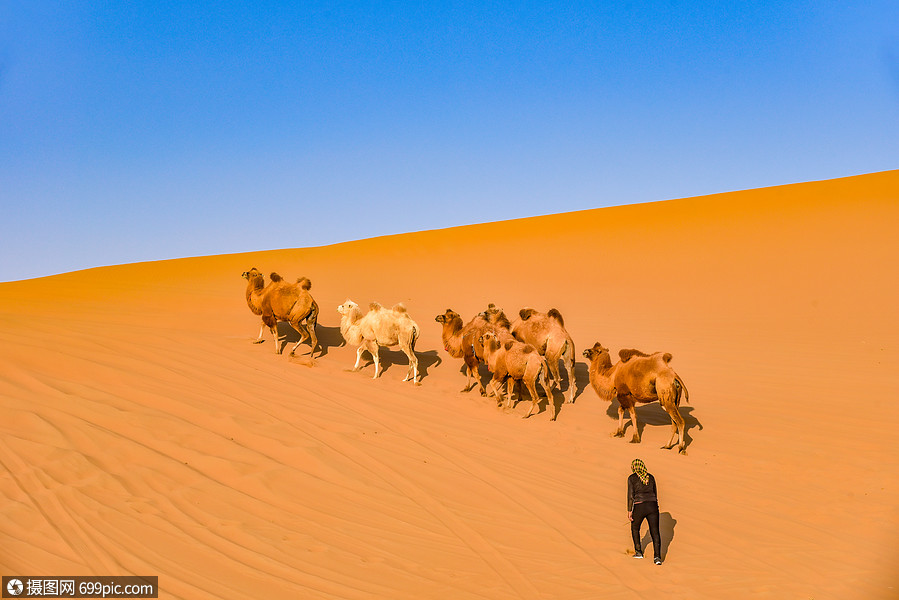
[
  {"x1": 368, "y1": 348, "x2": 442, "y2": 382},
  {"x1": 454, "y1": 363, "x2": 492, "y2": 395},
  {"x1": 275, "y1": 322, "x2": 343, "y2": 357},
  {"x1": 640, "y1": 512, "x2": 676, "y2": 561},
  {"x1": 538, "y1": 359, "x2": 585, "y2": 406},
  {"x1": 605, "y1": 401, "x2": 703, "y2": 451},
  {"x1": 313, "y1": 324, "x2": 344, "y2": 357},
  {"x1": 572, "y1": 361, "x2": 591, "y2": 401}
]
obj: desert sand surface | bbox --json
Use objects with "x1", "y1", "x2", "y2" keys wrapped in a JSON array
[{"x1": 1, "y1": 171, "x2": 897, "y2": 599}]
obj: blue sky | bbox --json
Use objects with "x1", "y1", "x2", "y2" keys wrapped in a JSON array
[{"x1": 1, "y1": 2, "x2": 897, "y2": 282}]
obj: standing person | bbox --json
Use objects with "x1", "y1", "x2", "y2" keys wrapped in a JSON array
[{"x1": 627, "y1": 458, "x2": 662, "y2": 565}]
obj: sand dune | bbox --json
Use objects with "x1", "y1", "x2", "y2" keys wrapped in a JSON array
[{"x1": 1, "y1": 171, "x2": 897, "y2": 598}]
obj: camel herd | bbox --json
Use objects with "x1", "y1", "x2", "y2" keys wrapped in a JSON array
[{"x1": 242, "y1": 269, "x2": 691, "y2": 454}]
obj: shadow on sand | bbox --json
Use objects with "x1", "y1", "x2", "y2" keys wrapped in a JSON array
[
  {"x1": 370, "y1": 348, "x2": 442, "y2": 381},
  {"x1": 604, "y1": 399, "x2": 703, "y2": 451},
  {"x1": 449, "y1": 361, "x2": 592, "y2": 420},
  {"x1": 572, "y1": 361, "x2": 591, "y2": 401},
  {"x1": 640, "y1": 512, "x2": 677, "y2": 561},
  {"x1": 344, "y1": 347, "x2": 441, "y2": 383},
  {"x1": 273, "y1": 322, "x2": 343, "y2": 357}
]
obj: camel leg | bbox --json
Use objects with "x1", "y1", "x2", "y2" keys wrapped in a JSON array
[
  {"x1": 262, "y1": 316, "x2": 281, "y2": 353},
  {"x1": 490, "y1": 379, "x2": 506, "y2": 409},
  {"x1": 498, "y1": 379, "x2": 515, "y2": 409},
  {"x1": 464, "y1": 355, "x2": 486, "y2": 395},
  {"x1": 662, "y1": 405, "x2": 687, "y2": 454},
  {"x1": 564, "y1": 355, "x2": 576, "y2": 404},
  {"x1": 288, "y1": 322, "x2": 306, "y2": 356},
  {"x1": 253, "y1": 323, "x2": 266, "y2": 344},
  {"x1": 523, "y1": 392, "x2": 539, "y2": 418},
  {"x1": 523, "y1": 377, "x2": 545, "y2": 419},
  {"x1": 369, "y1": 342, "x2": 381, "y2": 379},
  {"x1": 541, "y1": 373, "x2": 554, "y2": 418},
  {"x1": 290, "y1": 321, "x2": 318, "y2": 357},
  {"x1": 540, "y1": 368, "x2": 555, "y2": 421},
  {"x1": 352, "y1": 345, "x2": 367, "y2": 371},
  {"x1": 615, "y1": 405, "x2": 627, "y2": 437},
  {"x1": 464, "y1": 365, "x2": 480, "y2": 393},
  {"x1": 547, "y1": 358, "x2": 561, "y2": 396},
  {"x1": 307, "y1": 322, "x2": 319, "y2": 358},
  {"x1": 298, "y1": 328, "x2": 313, "y2": 356},
  {"x1": 628, "y1": 406, "x2": 641, "y2": 443},
  {"x1": 271, "y1": 326, "x2": 282, "y2": 354},
  {"x1": 462, "y1": 365, "x2": 476, "y2": 393},
  {"x1": 401, "y1": 344, "x2": 418, "y2": 383}
]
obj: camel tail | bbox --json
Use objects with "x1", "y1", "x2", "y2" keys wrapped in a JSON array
[
  {"x1": 547, "y1": 308, "x2": 565, "y2": 327},
  {"x1": 674, "y1": 375, "x2": 689, "y2": 405},
  {"x1": 297, "y1": 276, "x2": 312, "y2": 290},
  {"x1": 307, "y1": 299, "x2": 320, "y2": 328},
  {"x1": 560, "y1": 338, "x2": 574, "y2": 363},
  {"x1": 410, "y1": 323, "x2": 420, "y2": 353}
]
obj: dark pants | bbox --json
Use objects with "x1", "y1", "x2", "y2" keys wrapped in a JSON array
[{"x1": 631, "y1": 501, "x2": 661, "y2": 559}]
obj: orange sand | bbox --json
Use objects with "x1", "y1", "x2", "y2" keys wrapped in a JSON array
[{"x1": 1, "y1": 171, "x2": 897, "y2": 599}]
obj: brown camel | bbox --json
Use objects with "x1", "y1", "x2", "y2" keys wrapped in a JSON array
[
  {"x1": 242, "y1": 268, "x2": 319, "y2": 357},
  {"x1": 583, "y1": 342, "x2": 690, "y2": 454},
  {"x1": 511, "y1": 307, "x2": 576, "y2": 404},
  {"x1": 337, "y1": 299, "x2": 420, "y2": 383},
  {"x1": 479, "y1": 330, "x2": 554, "y2": 420},
  {"x1": 242, "y1": 267, "x2": 270, "y2": 343},
  {"x1": 434, "y1": 304, "x2": 512, "y2": 395}
]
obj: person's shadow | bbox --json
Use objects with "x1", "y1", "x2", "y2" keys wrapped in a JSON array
[{"x1": 641, "y1": 512, "x2": 677, "y2": 560}]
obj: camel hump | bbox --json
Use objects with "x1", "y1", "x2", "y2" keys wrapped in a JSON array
[
  {"x1": 503, "y1": 341, "x2": 515, "y2": 351},
  {"x1": 547, "y1": 308, "x2": 565, "y2": 327},
  {"x1": 391, "y1": 303, "x2": 408, "y2": 313},
  {"x1": 296, "y1": 277, "x2": 312, "y2": 290},
  {"x1": 269, "y1": 272, "x2": 283, "y2": 283},
  {"x1": 491, "y1": 311, "x2": 512, "y2": 329},
  {"x1": 519, "y1": 307, "x2": 537, "y2": 320},
  {"x1": 619, "y1": 348, "x2": 651, "y2": 363},
  {"x1": 369, "y1": 302, "x2": 383, "y2": 312},
  {"x1": 663, "y1": 352, "x2": 673, "y2": 363}
]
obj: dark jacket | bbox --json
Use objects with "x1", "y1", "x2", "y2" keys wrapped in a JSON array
[{"x1": 627, "y1": 473, "x2": 658, "y2": 511}]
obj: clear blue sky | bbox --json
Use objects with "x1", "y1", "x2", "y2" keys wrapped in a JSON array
[{"x1": 2, "y1": 2, "x2": 897, "y2": 282}]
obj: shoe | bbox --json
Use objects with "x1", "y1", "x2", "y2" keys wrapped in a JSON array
[
  {"x1": 633, "y1": 552, "x2": 644, "y2": 559},
  {"x1": 654, "y1": 557, "x2": 662, "y2": 565}
]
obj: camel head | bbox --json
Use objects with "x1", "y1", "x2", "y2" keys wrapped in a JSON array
[
  {"x1": 478, "y1": 329, "x2": 502, "y2": 351},
  {"x1": 435, "y1": 309, "x2": 461, "y2": 324},
  {"x1": 583, "y1": 342, "x2": 612, "y2": 363},
  {"x1": 481, "y1": 304, "x2": 511, "y2": 329},
  {"x1": 241, "y1": 267, "x2": 263, "y2": 281},
  {"x1": 337, "y1": 299, "x2": 358, "y2": 316}
]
